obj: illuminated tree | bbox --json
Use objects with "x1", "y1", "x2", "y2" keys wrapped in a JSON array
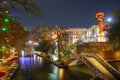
[
  {"x1": 33, "y1": 25, "x2": 68, "y2": 58},
  {"x1": 0, "y1": 6, "x2": 27, "y2": 53},
  {"x1": 33, "y1": 25, "x2": 54, "y2": 54}
]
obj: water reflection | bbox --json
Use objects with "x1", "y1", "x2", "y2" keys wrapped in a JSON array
[
  {"x1": 21, "y1": 50, "x2": 25, "y2": 57},
  {"x1": 37, "y1": 56, "x2": 43, "y2": 65},
  {"x1": 14, "y1": 53, "x2": 120, "y2": 80},
  {"x1": 58, "y1": 69, "x2": 64, "y2": 80},
  {"x1": 14, "y1": 54, "x2": 94, "y2": 80},
  {"x1": 52, "y1": 65, "x2": 58, "y2": 74}
]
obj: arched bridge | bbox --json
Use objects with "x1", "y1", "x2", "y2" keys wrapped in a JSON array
[{"x1": 65, "y1": 53, "x2": 120, "y2": 80}]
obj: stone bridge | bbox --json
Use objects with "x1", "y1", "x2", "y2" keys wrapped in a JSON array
[{"x1": 65, "y1": 53, "x2": 120, "y2": 80}]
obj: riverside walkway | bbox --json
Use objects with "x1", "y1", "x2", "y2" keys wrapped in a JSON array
[
  {"x1": 35, "y1": 52, "x2": 120, "y2": 80},
  {"x1": 66, "y1": 53, "x2": 120, "y2": 80}
]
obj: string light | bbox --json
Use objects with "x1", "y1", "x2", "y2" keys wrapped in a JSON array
[
  {"x1": 5, "y1": 10, "x2": 9, "y2": 13},
  {"x1": 1, "y1": 27, "x2": 7, "y2": 31},
  {"x1": 3, "y1": 1, "x2": 7, "y2": 4},
  {"x1": 3, "y1": 17, "x2": 9, "y2": 22},
  {"x1": 2, "y1": 45, "x2": 7, "y2": 50}
]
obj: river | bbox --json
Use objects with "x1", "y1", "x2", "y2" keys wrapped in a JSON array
[{"x1": 12, "y1": 54, "x2": 120, "y2": 80}]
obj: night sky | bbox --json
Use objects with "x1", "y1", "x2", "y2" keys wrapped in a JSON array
[{"x1": 16, "y1": 0, "x2": 120, "y2": 29}]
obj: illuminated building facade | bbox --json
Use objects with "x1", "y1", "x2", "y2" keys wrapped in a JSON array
[
  {"x1": 65, "y1": 28, "x2": 88, "y2": 43},
  {"x1": 65, "y1": 25, "x2": 108, "y2": 44}
]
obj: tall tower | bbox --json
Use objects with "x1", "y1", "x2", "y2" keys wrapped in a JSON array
[{"x1": 96, "y1": 12, "x2": 106, "y2": 42}]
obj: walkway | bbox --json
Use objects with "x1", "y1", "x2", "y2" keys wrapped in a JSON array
[{"x1": 66, "y1": 53, "x2": 120, "y2": 80}]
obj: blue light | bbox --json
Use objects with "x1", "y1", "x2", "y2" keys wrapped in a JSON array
[{"x1": 12, "y1": 11, "x2": 16, "y2": 17}]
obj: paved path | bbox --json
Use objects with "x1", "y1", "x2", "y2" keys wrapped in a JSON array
[
  {"x1": 66, "y1": 53, "x2": 120, "y2": 80},
  {"x1": 86, "y1": 57, "x2": 116, "y2": 80}
]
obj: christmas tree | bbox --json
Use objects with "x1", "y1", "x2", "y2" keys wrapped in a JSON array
[{"x1": 0, "y1": 6, "x2": 26, "y2": 57}]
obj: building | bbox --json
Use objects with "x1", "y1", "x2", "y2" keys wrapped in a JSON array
[
  {"x1": 65, "y1": 25, "x2": 108, "y2": 44},
  {"x1": 65, "y1": 28, "x2": 88, "y2": 44},
  {"x1": 87, "y1": 25, "x2": 107, "y2": 42}
]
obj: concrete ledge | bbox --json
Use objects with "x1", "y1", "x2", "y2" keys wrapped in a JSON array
[
  {"x1": 106, "y1": 59, "x2": 120, "y2": 62},
  {"x1": 35, "y1": 53, "x2": 68, "y2": 68}
]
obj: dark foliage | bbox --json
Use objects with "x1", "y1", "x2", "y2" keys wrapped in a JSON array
[
  {"x1": 34, "y1": 40, "x2": 51, "y2": 54},
  {"x1": 108, "y1": 9, "x2": 120, "y2": 50},
  {"x1": 108, "y1": 22, "x2": 120, "y2": 50}
]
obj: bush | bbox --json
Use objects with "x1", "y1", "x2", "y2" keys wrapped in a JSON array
[{"x1": 61, "y1": 50, "x2": 71, "y2": 57}]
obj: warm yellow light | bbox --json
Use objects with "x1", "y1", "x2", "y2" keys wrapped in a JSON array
[
  {"x1": 52, "y1": 34, "x2": 57, "y2": 39},
  {"x1": 4, "y1": 1, "x2": 7, "y2": 4},
  {"x1": 58, "y1": 69, "x2": 64, "y2": 80}
]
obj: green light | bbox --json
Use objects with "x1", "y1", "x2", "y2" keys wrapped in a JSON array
[
  {"x1": 2, "y1": 45, "x2": 7, "y2": 50},
  {"x1": 12, "y1": 18, "x2": 15, "y2": 21},
  {"x1": 1, "y1": 27, "x2": 7, "y2": 31},
  {"x1": 4, "y1": 18, "x2": 9, "y2": 22},
  {"x1": 5, "y1": 18, "x2": 8, "y2": 22}
]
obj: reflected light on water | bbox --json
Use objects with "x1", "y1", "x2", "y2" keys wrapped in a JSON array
[
  {"x1": 20, "y1": 57, "x2": 31, "y2": 68},
  {"x1": 21, "y1": 50, "x2": 25, "y2": 57},
  {"x1": 33, "y1": 54, "x2": 37, "y2": 64},
  {"x1": 53, "y1": 66, "x2": 58, "y2": 74},
  {"x1": 37, "y1": 56, "x2": 42, "y2": 64},
  {"x1": 37, "y1": 56, "x2": 40, "y2": 63},
  {"x1": 21, "y1": 57, "x2": 25, "y2": 66},
  {"x1": 49, "y1": 73, "x2": 57, "y2": 80},
  {"x1": 34, "y1": 54, "x2": 36, "y2": 59},
  {"x1": 58, "y1": 68, "x2": 64, "y2": 80}
]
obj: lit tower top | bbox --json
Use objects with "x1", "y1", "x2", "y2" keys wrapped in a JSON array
[
  {"x1": 96, "y1": 12, "x2": 105, "y2": 33},
  {"x1": 96, "y1": 12, "x2": 106, "y2": 42}
]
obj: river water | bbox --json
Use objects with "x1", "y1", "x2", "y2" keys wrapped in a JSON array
[{"x1": 13, "y1": 55, "x2": 120, "y2": 80}]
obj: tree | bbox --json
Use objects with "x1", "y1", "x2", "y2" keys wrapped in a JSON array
[
  {"x1": 0, "y1": 0, "x2": 43, "y2": 17},
  {"x1": 108, "y1": 22, "x2": 120, "y2": 50},
  {"x1": 0, "y1": 6, "x2": 27, "y2": 53},
  {"x1": 33, "y1": 25, "x2": 68, "y2": 59},
  {"x1": 108, "y1": 9, "x2": 120, "y2": 50},
  {"x1": 54, "y1": 26, "x2": 67, "y2": 59},
  {"x1": 33, "y1": 25, "x2": 54, "y2": 54},
  {"x1": 61, "y1": 50, "x2": 71, "y2": 57},
  {"x1": 34, "y1": 40, "x2": 52, "y2": 54},
  {"x1": 112, "y1": 9, "x2": 120, "y2": 22}
]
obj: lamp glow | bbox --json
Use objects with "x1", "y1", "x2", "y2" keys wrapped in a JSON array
[{"x1": 107, "y1": 18, "x2": 112, "y2": 22}]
